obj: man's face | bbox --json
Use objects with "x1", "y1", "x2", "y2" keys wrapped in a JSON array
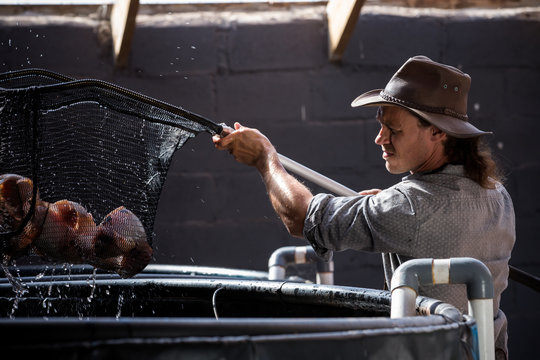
[{"x1": 374, "y1": 106, "x2": 443, "y2": 174}]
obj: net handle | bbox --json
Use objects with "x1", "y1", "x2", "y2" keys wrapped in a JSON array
[{"x1": 217, "y1": 124, "x2": 357, "y2": 196}]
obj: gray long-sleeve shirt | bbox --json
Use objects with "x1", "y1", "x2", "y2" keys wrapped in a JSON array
[{"x1": 303, "y1": 164, "x2": 515, "y2": 355}]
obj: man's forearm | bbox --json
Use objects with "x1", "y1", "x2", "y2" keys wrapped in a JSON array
[
  {"x1": 212, "y1": 122, "x2": 312, "y2": 237},
  {"x1": 258, "y1": 152, "x2": 313, "y2": 238}
]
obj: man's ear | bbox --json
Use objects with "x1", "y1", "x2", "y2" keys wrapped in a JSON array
[{"x1": 430, "y1": 126, "x2": 447, "y2": 142}]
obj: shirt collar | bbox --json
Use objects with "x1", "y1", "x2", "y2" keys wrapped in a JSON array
[{"x1": 402, "y1": 164, "x2": 465, "y2": 181}]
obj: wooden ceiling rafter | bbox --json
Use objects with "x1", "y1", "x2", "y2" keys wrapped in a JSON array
[
  {"x1": 326, "y1": 0, "x2": 366, "y2": 62},
  {"x1": 110, "y1": 0, "x2": 139, "y2": 69}
]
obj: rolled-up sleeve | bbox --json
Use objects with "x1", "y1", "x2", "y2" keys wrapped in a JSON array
[{"x1": 303, "y1": 187, "x2": 418, "y2": 260}]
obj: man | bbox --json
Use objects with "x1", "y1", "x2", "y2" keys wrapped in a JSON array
[{"x1": 213, "y1": 56, "x2": 515, "y2": 359}]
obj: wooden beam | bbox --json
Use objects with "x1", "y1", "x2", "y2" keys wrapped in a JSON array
[
  {"x1": 326, "y1": 0, "x2": 366, "y2": 62},
  {"x1": 110, "y1": 0, "x2": 139, "y2": 69}
]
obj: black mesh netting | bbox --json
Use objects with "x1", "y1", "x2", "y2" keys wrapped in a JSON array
[{"x1": 0, "y1": 68, "x2": 222, "y2": 279}]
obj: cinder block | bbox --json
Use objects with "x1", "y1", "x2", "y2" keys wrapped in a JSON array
[
  {"x1": 0, "y1": 23, "x2": 110, "y2": 76},
  {"x1": 510, "y1": 164, "x2": 540, "y2": 217},
  {"x1": 505, "y1": 68, "x2": 540, "y2": 118},
  {"x1": 110, "y1": 74, "x2": 217, "y2": 118},
  {"x1": 229, "y1": 21, "x2": 326, "y2": 72},
  {"x1": 216, "y1": 72, "x2": 310, "y2": 124},
  {"x1": 264, "y1": 122, "x2": 362, "y2": 161},
  {"x1": 489, "y1": 114, "x2": 540, "y2": 169},
  {"x1": 211, "y1": 171, "x2": 278, "y2": 221},
  {"x1": 131, "y1": 25, "x2": 218, "y2": 75},
  {"x1": 155, "y1": 172, "x2": 219, "y2": 223},
  {"x1": 511, "y1": 216, "x2": 540, "y2": 268},
  {"x1": 309, "y1": 68, "x2": 391, "y2": 121},
  {"x1": 466, "y1": 68, "x2": 506, "y2": 121},
  {"x1": 343, "y1": 14, "x2": 444, "y2": 66},
  {"x1": 445, "y1": 18, "x2": 540, "y2": 67}
]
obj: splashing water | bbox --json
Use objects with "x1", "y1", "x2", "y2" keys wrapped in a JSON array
[
  {"x1": 87, "y1": 268, "x2": 97, "y2": 302},
  {"x1": 116, "y1": 293, "x2": 124, "y2": 319},
  {"x1": 1, "y1": 256, "x2": 28, "y2": 295}
]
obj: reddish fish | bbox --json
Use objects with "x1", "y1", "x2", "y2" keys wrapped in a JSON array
[
  {"x1": 93, "y1": 207, "x2": 152, "y2": 278},
  {"x1": 0, "y1": 174, "x2": 48, "y2": 258},
  {"x1": 32, "y1": 199, "x2": 97, "y2": 264}
]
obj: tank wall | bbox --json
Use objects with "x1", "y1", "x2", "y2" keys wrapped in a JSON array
[{"x1": 0, "y1": 5, "x2": 539, "y2": 358}]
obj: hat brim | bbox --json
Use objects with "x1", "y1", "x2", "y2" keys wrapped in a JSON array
[{"x1": 351, "y1": 89, "x2": 492, "y2": 139}]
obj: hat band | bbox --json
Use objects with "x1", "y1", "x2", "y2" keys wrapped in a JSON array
[{"x1": 380, "y1": 91, "x2": 468, "y2": 121}]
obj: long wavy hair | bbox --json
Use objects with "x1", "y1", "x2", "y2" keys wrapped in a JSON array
[
  {"x1": 442, "y1": 135, "x2": 503, "y2": 189},
  {"x1": 414, "y1": 113, "x2": 502, "y2": 188}
]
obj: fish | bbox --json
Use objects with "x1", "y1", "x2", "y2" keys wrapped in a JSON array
[
  {"x1": 0, "y1": 174, "x2": 47, "y2": 259},
  {"x1": 32, "y1": 199, "x2": 97, "y2": 264},
  {"x1": 93, "y1": 207, "x2": 152, "y2": 278},
  {"x1": 0, "y1": 174, "x2": 152, "y2": 281}
]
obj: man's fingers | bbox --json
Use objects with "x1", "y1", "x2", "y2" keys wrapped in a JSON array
[{"x1": 359, "y1": 188, "x2": 382, "y2": 195}]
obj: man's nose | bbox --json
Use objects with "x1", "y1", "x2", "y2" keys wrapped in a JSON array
[{"x1": 375, "y1": 127, "x2": 390, "y2": 145}]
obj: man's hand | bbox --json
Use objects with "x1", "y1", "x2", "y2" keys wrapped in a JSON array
[
  {"x1": 359, "y1": 189, "x2": 382, "y2": 195},
  {"x1": 212, "y1": 122, "x2": 275, "y2": 171}
]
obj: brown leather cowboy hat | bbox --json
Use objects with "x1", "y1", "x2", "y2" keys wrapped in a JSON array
[{"x1": 351, "y1": 55, "x2": 491, "y2": 138}]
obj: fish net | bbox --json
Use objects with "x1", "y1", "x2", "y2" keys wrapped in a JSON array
[{"x1": 0, "y1": 69, "x2": 221, "y2": 279}]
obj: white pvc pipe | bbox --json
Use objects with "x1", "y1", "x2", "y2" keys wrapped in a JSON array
[
  {"x1": 316, "y1": 272, "x2": 334, "y2": 286},
  {"x1": 294, "y1": 246, "x2": 308, "y2": 264},
  {"x1": 432, "y1": 258, "x2": 451, "y2": 284},
  {"x1": 268, "y1": 265, "x2": 285, "y2": 281},
  {"x1": 469, "y1": 299, "x2": 495, "y2": 360},
  {"x1": 390, "y1": 286, "x2": 417, "y2": 318}
]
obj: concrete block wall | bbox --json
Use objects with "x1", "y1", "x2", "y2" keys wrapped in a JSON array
[{"x1": 0, "y1": 5, "x2": 539, "y2": 358}]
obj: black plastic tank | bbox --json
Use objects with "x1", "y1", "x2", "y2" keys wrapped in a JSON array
[{"x1": 0, "y1": 264, "x2": 477, "y2": 360}]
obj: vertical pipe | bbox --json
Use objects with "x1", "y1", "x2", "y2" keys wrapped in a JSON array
[
  {"x1": 469, "y1": 299, "x2": 495, "y2": 360},
  {"x1": 390, "y1": 287, "x2": 417, "y2": 318}
]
